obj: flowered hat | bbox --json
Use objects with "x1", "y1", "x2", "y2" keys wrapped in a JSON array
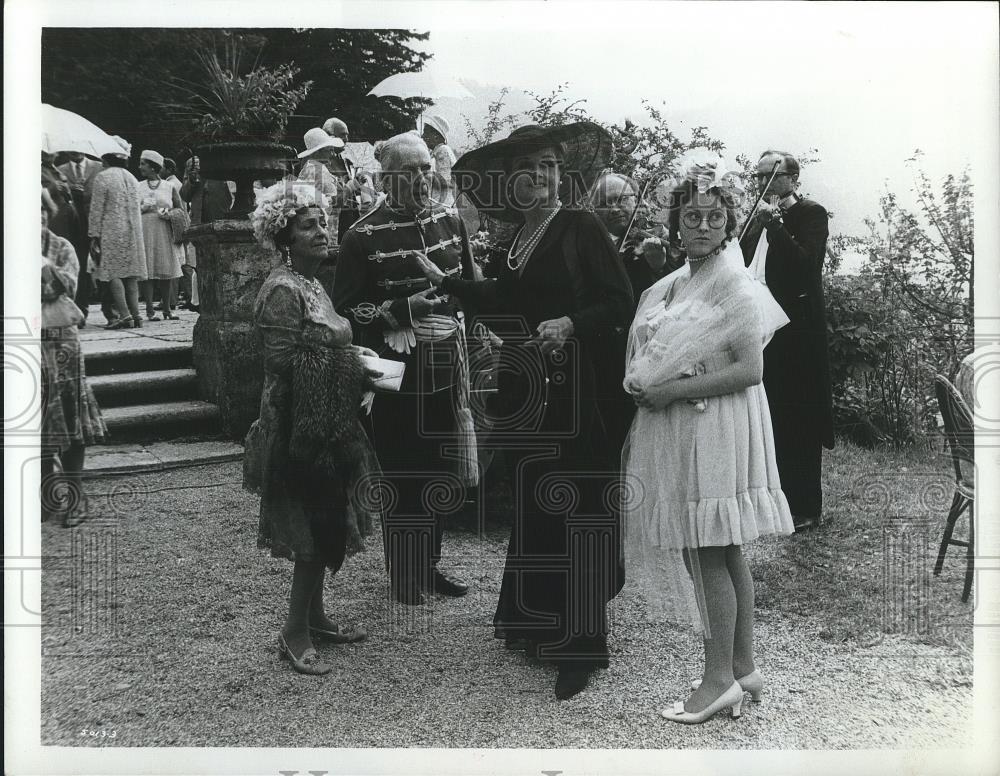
[
  {"x1": 673, "y1": 148, "x2": 744, "y2": 199},
  {"x1": 250, "y1": 180, "x2": 329, "y2": 250},
  {"x1": 644, "y1": 148, "x2": 745, "y2": 224}
]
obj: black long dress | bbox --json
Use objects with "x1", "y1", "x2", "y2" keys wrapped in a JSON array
[{"x1": 444, "y1": 208, "x2": 633, "y2": 669}]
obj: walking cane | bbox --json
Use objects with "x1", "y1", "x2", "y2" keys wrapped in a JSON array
[{"x1": 737, "y1": 160, "x2": 782, "y2": 243}]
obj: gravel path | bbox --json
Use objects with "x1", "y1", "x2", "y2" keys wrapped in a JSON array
[{"x1": 40, "y1": 454, "x2": 973, "y2": 749}]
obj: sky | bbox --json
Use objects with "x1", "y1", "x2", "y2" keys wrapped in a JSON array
[{"x1": 406, "y1": 2, "x2": 998, "y2": 239}]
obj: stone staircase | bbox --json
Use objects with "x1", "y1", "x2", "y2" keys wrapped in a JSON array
[{"x1": 80, "y1": 307, "x2": 243, "y2": 476}]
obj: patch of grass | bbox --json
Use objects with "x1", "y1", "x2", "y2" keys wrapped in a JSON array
[{"x1": 751, "y1": 439, "x2": 973, "y2": 650}]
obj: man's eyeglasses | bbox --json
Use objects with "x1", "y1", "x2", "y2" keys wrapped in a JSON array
[
  {"x1": 756, "y1": 171, "x2": 793, "y2": 181},
  {"x1": 682, "y1": 210, "x2": 727, "y2": 229}
]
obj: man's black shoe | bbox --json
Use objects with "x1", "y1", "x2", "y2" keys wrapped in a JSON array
[
  {"x1": 432, "y1": 568, "x2": 469, "y2": 597},
  {"x1": 793, "y1": 516, "x2": 819, "y2": 531},
  {"x1": 554, "y1": 666, "x2": 592, "y2": 700}
]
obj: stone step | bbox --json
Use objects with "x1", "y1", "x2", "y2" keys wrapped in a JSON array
[
  {"x1": 90, "y1": 368, "x2": 199, "y2": 405},
  {"x1": 81, "y1": 310, "x2": 196, "y2": 376},
  {"x1": 82, "y1": 440, "x2": 243, "y2": 478},
  {"x1": 102, "y1": 400, "x2": 220, "y2": 432}
]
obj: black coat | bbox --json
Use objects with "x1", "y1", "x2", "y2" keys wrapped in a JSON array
[{"x1": 740, "y1": 196, "x2": 835, "y2": 449}]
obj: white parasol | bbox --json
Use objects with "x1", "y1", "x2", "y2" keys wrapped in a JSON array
[
  {"x1": 367, "y1": 71, "x2": 474, "y2": 101},
  {"x1": 41, "y1": 104, "x2": 122, "y2": 158}
]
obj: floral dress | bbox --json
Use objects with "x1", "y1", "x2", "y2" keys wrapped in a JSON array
[
  {"x1": 247, "y1": 265, "x2": 378, "y2": 568},
  {"x1": 41, "y1": 230, "x2": 107, "y2": 452}
]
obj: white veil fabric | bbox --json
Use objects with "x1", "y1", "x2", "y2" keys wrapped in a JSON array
[{"x1": 620, "y1": 241, "x2": 789, "y2": 635}]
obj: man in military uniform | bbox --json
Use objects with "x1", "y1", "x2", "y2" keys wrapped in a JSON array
[{"x1": 334, "y1": 132, "x2": 478, "y2": 605}]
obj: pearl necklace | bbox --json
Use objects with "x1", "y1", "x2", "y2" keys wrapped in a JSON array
[
  {"x1": 507, "y1": 201, "x2": 562, "y2": 272},
  {"x1": 285, "y1": 260, "x2": 324, "y2": 307},
  {"x1": 147, "y1": 178, "x2": 162, "y2": 189},
  {"x1": 685, "y1": 239, "x2": 729, "y2": 263}
]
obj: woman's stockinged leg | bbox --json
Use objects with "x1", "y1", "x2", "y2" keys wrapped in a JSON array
[
  {"x1": 159, "y1": 279, "x2": 174, "y2": 315},
  {"x1": 281, "y1": 559, "x2": 325, "y2": 657},
  {"x1": 307, "y1": 567, "x2": 339, "y2": 632},
  {"x1": 725, "y1": 544, "x2": 756, "y2": 679},
  {"x1": 122, "y1": 277, "x2": 141, "y2": 320},
  {"x1": 142, "y1": 280, "x2": 156, "y2": 317},
  {"x1": 687, "y1": 545, "x2": 737, "y2": 713},
  {"x1": 108, "y1": 278, "x2": 129, "y2": 320}
]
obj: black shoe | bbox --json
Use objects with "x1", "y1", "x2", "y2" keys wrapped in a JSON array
[
  {"x1": 432, "y1": 568, "x2": 469, "y2": 597},
  {"x1": 555, "y1": 666, "x2": 592, "y2": 700},
  {"x1": 793, "y1": 516, "x2": 819, "y2": 531}
]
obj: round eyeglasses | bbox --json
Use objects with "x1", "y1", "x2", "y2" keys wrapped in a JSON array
[{"x1": 681, "y1": 209, "x2": 727, "y2": 229}]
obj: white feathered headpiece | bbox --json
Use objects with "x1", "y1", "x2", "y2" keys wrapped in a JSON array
[
  {"x1": 250, "y1": 180, "x2": 329, "y2": 250},
  {"x1": 674, "y1": 147, "x2": 744, "y2": 199}
]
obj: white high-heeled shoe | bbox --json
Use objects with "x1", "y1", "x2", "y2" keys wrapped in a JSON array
[
  {"x1": 691, "y1": 670, "x2": 764, "y2": 702},
  {"x1": 660, "y1": 681, "x2": 744, "y2": 724}
]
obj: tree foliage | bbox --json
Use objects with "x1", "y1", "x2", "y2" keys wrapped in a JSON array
[
  {"x1": 823, "y1": 155, "x2": 973, "y2": 444},
  {"x1": 41, "y1": 27, "x2": 431, "y2": 156},
  {"x1": 154, "y1": 33, "x2": 312, "y2": 143}
]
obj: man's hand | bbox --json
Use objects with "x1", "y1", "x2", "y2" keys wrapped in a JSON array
[
  {"x1": 408, "y1": 287, "x2": 442, "y2": 318},
  {"x1": 639, "y1": 237, "x2": 668, "y2": 271},
  {"x1": 351, "y1": 345, "x2": 380, "y2": 359},
  {"x1": 413, "y1": 253, "x2": 446, "y2": 287},
  {"x1": 529, "y1": 316, "x2": 574, "y2": 357},
  {"x1": 755, "y1": 196, "x2": 781, "y2": 224}
]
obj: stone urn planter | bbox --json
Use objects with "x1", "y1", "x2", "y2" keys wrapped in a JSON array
[{"x1": 195, "y1": 140, "x2": 296, "y2": 217}]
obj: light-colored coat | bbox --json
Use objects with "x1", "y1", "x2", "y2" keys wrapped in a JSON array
[{"x1": 88, "y1": 167, "x2": 147, "y2": 280}]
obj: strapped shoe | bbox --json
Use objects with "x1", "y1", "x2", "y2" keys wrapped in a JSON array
[
  {"x1": 310, "y1": 623, "x2": 367, "y2": 644},
  {"x1": 277, "y1": 633, "x2": 332, "y2": 676}
]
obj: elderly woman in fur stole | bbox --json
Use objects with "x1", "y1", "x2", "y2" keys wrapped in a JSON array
[{"x1": 244, "y1": 182, "x2": 383, "y2": 676}]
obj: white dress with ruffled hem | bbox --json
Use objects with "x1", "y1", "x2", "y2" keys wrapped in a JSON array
[{"x1": 621, "y1": 246, "x2": 794, "y2": 631}]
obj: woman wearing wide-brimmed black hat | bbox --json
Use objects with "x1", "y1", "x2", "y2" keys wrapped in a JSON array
[{"x1": 416, "y1": 122, "x2": 633, "y2": 700}]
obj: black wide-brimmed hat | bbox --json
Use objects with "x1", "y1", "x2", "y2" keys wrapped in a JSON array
[{"x1": 453, "y1": 121, "x2": 613, "y2": 223}]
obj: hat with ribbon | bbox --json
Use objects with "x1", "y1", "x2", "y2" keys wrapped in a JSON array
[
  {"x1": 453, "y1": 122, "x2": 613, "y2": 222},
  {"x1": 298, "y1": 127, "x2": 346, "y2": 159},
  {"x1": 140, "y1": 149, "x2": 165, "y2": 168}
]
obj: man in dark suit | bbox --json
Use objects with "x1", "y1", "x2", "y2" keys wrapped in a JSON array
[
  {"x1": 58, "y1": 152, "x2": 104, "y2": 318},
  {"x1": 740, "y1": 151, "x2": 834, "y2": 530}
]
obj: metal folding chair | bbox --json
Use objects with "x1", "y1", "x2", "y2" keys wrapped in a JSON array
[{"x1": 932, "y1": 375, "x2": 975, "y2": 602}]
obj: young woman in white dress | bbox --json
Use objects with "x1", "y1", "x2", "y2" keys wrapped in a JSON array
[{"x1": 623, "y1": 154, "x2": 794, "y2": 724}]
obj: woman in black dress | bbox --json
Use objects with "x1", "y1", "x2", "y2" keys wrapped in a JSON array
[{"x1": 417, "y1": 123, "x2": 632, "y2": 699}]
